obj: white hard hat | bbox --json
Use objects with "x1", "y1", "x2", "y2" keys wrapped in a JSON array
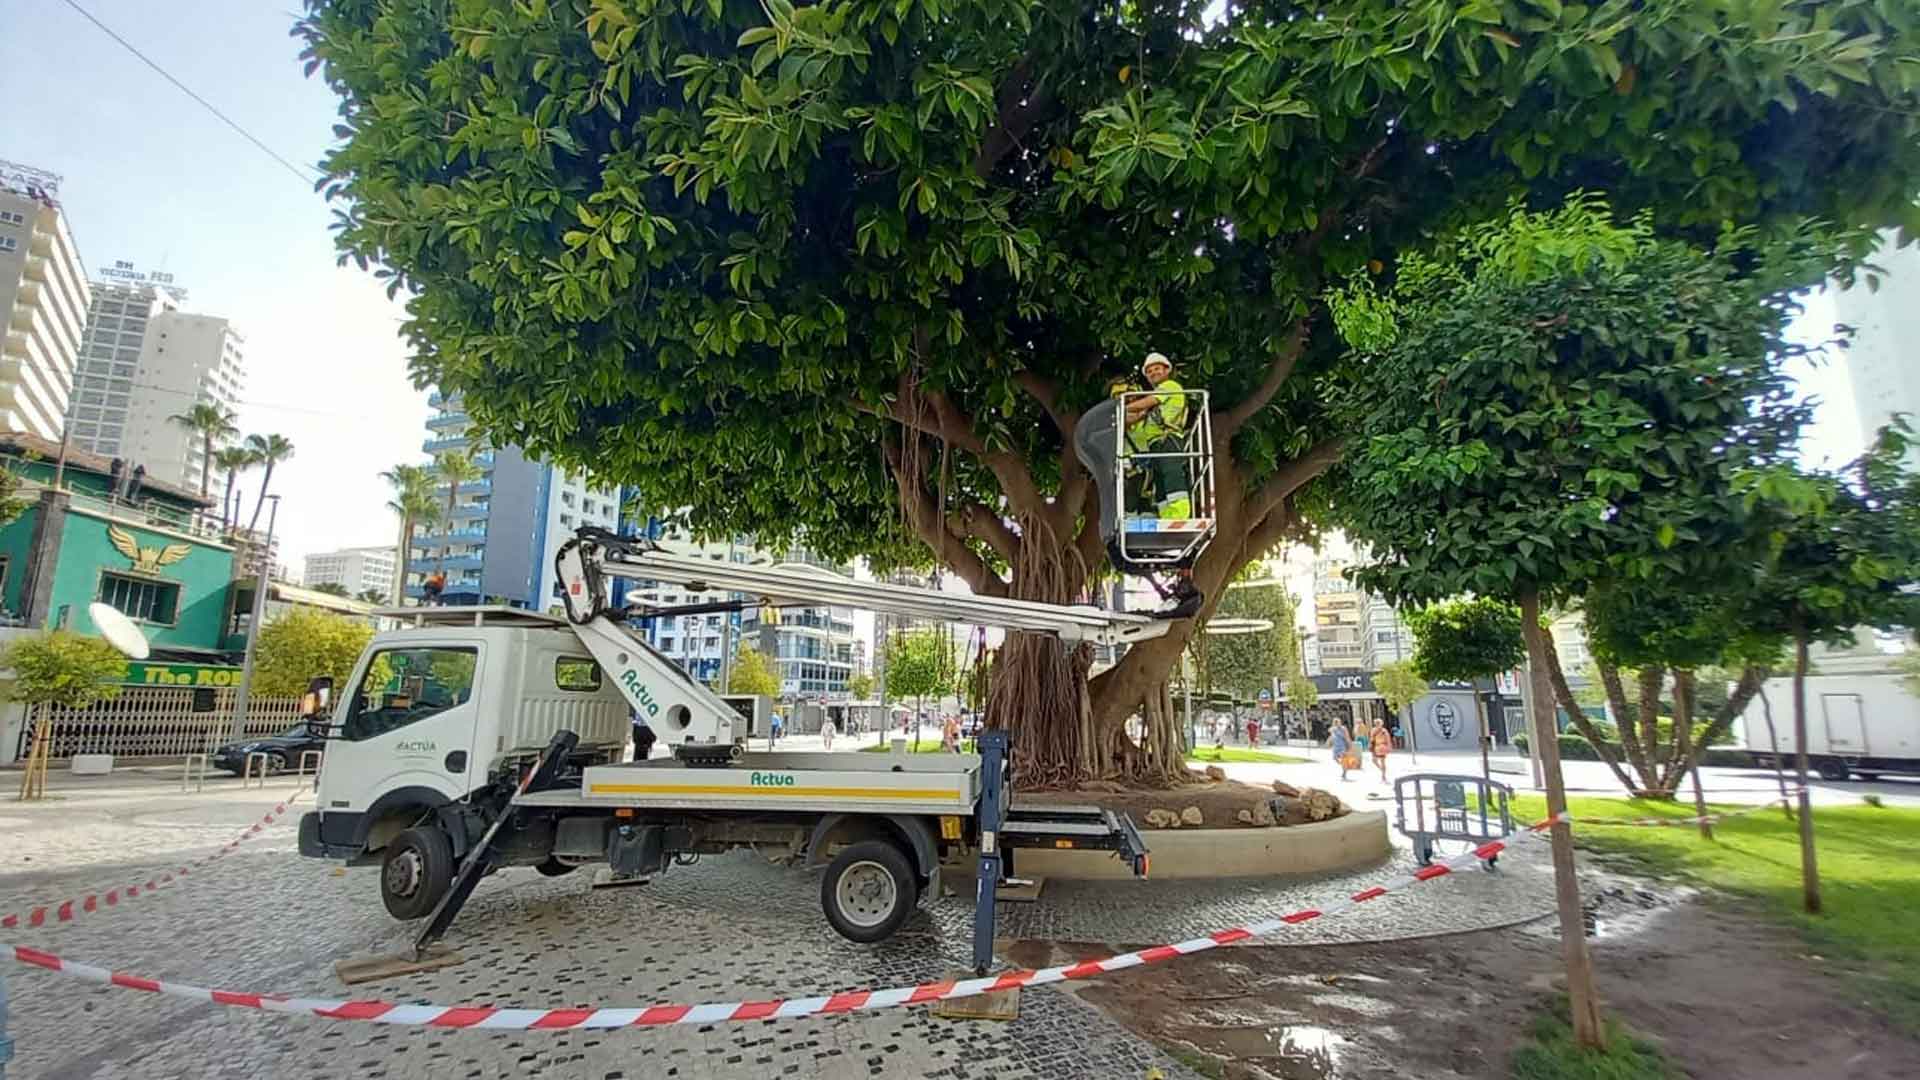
[{"x1": 1142, "y1": 352, "x2": 1172, "y2": 374}]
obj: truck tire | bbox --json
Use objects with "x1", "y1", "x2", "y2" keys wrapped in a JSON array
[
  {"x1": 381, "y1": 826, "x2": 455, "y2": 920},
  {"x1": 821, "y1": 839, "x2": 918, "y2": 944},
  {"x1": 1816, "y1": 760, "x2": 1850, "y2": 782}
]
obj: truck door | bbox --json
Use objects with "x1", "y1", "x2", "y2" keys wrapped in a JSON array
[
  {"x1": 1821, "y1": 694, "x2": 1868, "y2": 756},
  {"x1": 317, "y1": 643, "x2": 486, "y2": 819}
]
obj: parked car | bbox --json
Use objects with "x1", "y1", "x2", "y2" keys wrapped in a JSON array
[{"x1": 212, "y1": 724, "x2": 326, "y2": 776}]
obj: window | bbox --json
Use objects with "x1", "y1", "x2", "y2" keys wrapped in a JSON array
[
  {"x1": 555, "y1": 656, "x2": 602, "y2": 691},
  {"x1": 98, "y1": 573, "x2": 180, "y2": 625},
  {"x1": 659, "y1": 637, "x2": 677, "y2": 652},
  {"x1": 342, "y1": 646, "x2": 479, "y2": 741},
  {"x1": 0, "y1": 210, "x2": 24, "y2": 226},
  {"x1": 0, "y1": 237, "x2": 15, "y2": 253}
]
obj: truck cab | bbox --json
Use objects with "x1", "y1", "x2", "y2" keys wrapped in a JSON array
[{"x1": 301, "y1": 609, "x2": 628, "y2": 868}]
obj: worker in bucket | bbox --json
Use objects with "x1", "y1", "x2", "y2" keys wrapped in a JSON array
[{"x1": 1123, "y1": 352, "x2": 1192, "y2": 519}]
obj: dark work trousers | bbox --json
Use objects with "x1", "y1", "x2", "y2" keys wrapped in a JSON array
[{"x1": 632, "y1": 724, "x2": 657, "y2": 762}]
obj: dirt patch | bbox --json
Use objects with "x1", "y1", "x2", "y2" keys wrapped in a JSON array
[
  {"x1": 1017, "y1": 780, "x2": 1336, "y2": 829},
  {"x1": 1021, "y1": 891, "x2": 1920, "y2": 1079}
]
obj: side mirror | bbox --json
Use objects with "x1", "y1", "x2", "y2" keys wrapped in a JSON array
[{"x1": 301, "y1": 677, "x2": 335, "y2": 738}]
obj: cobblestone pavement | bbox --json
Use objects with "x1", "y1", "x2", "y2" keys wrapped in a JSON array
[{"x1": 1, "y1": 774, "x2": 1555, "y2": 1080}]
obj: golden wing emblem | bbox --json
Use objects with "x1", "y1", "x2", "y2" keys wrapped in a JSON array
[
  {"x1": 107, "y1": 524, "x2": 142, "y2": 563},
  {"x1": 153, "y1": 543, "x2": 192, "y2": 568}
]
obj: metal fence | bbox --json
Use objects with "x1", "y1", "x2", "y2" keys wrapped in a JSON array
[{"x1": 12, "y1": 687, "x2": 304, "y2": 762}]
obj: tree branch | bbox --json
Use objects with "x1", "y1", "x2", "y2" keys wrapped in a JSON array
[
  {"x1": 973, "y1": 61, "x2": 1055, "y2": 179},
  {"x1": 951, "y1": 499, "x2": 1019, "y2": 564},
  {"x1": 1252, "y1": 437, "x2": 1348, "y2": 520},
  {"x1": 883, "y1": 435, "x2": 1008, "y2": 598},
  {"x1": 1215, "y1": 319, "x2": 1311, "y2": 437},
  {"x1": 1014, "y1": 369, "x2": 1072, "y2": 432}
]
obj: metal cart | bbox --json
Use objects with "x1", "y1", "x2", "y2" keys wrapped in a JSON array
[{"x1": 1392, "y1": 773, "x2": 1514, "y2": 868}]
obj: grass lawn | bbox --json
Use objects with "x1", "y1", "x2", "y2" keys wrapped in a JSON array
[
  {"x1": 859, "y1": 739, "x2": 974, "y2": 754},
  {"x1": 1512, "y1": 793, "x2": 1920, "y2": 1032},
  {"x1": 1185, "y1": 745, "x2": 1311, "y2": 765}
]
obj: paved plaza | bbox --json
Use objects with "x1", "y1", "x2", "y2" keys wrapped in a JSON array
[{"x1": 1, "y1": 749, "x2": 1906, "y2": 1079}]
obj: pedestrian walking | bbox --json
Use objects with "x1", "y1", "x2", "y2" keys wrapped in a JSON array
[
  {"x1": 942, "y1": 713, "x2": 961, "y2": 752},
  {"x1": 1330, "y1": 719, "x2": 1357, "y2": 781},
  {"x1": 1246, "y1": 716, "x2": 1260, "y2": 747},
  {"x1": 1369, "y1": 718, "x2": 1393, "y2": 782},
  {"x1": 821, "y1": 716, "x2": 837, "y2": 752},
  {"x1": 769, "y1": 710, "x2": 783, "y2": 751}
]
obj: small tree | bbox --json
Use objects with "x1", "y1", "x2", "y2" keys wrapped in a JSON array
[
  {"x1": 2, "y1": 631, "x2": 127, "y2": 710},
  {"x1": 0, "y1": 464, "x2": 29, "y2": 530},
  {"x1": 308, "y1": 582, "x2": 352, "y2": 598},
  {"x1": 884, "y1": 628, "x2": 955, "y2": 742},
  {"x1": 1282, "y1": 672, "x2": 1318, "y2": 737},
  {"x1": 1405, "y1": 598, "x2": 1526, "y2": 780},
  {"x1": 432, "y1": 450, "x2": 486, "y2": 580},
  {"x1": 1737, "y1": 428, "x2": 1920, "y2": 914},
  {"x1": 1372, "y1": 660, "x2": 1428, "y2": 752},
  {"x1": 254, "y1": 609, "x2": 377, "y2": 698},
  {"x1": 1203, "y1": 578, "x2": 1303, "y2": 700},
  {"x1": 382, "y1": 462, "x2": 438, "y2": 603},
  {"x1": 845, "y1": 671, "x2": 873, "y2": 700},
  {"x1": 726, "y1": 647, "x2": 782, "y2": 698},
  {"x1": 3, "y1": 630, "x2": 126, "y2": 800}
]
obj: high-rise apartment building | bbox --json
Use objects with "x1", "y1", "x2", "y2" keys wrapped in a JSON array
[
  {"x1": 407, "y1": 391, "x2": 621, "y2": 607},
  {"x1": 70, "y1": 271, "x2": 184, "y2": 459},
  {"x1": 122, "y1": 311, "x2": 244, "y2": 492},
  {"x1": 0, "y1": 161, "x2": 89, "y2": 440},
  {"x1": 1832, "y1": 232, "x2": 1920, "y2": 462},
  {"x1": 303, "y1": 545, "x2": 398, "y2": 600},
  {"x1": 1361, "y1": 593, "x2": 1414, "y2": 671},
  {"x1": 1311, "y1": 558, "x2": 1366, "y2": 671}
]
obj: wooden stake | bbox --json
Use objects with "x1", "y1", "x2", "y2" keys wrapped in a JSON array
[
  {"x1": 1792, "y1": 630, "x2": 1821, "y2": 915},
  {"x1": 1520, "y1": 591, "x2": 1604, "y2": 1049}
]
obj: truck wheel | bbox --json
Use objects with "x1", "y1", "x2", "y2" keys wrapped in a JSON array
[
  {"x1": 381, "y1": 826, "x2": 454, "y2": 920},
  {"x1": 1816, "y1": 760, "x2": 1850, "y2": 782},
  {"x1": 535, "y1": 858, "x2": 577, "y2": 877},
  {"x1": 821, "y1": 839, "x2": 918, "y2": 943}
]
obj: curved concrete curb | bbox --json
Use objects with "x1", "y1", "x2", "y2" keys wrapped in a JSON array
[{"x1": 1012, "y1": 810, "x2": 1392, "y2": 880}]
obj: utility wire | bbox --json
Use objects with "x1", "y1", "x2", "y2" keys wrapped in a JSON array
[{"x1": 59, "y1": 0, "x2": 322, "y2": 188}]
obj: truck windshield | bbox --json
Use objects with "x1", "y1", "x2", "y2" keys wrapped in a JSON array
[{"x1": 343, "y1": 646, "x2": 479, "y2": 741}]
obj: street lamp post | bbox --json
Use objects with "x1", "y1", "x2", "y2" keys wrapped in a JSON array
[{"x1": 230, "y1": 495, "x2": 280, "y2": 741}]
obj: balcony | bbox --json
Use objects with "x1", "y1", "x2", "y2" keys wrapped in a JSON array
[
  {"x1": 413, "y1": 528, "x2": 489, "y2": 549},
  {"x1": 425, "y1": 411, "x2": 470, "y2": 430},
  {"x1": 422, "y1": 433, "x2": 473, "y2": 454},
  {"x1": 411, "y1": 554, "x2": 484, "y2": 573},
  {"x1": 446, "y1": 502, "x2": 491, "y2": 521}
]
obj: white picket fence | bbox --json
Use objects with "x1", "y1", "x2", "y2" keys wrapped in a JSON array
[{"x1": 13, "y1": 686, "x2": 305, "y2": 762}]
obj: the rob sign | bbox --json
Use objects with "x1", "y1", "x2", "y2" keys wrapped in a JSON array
[{"x1": 123, "y1": 662, "x2": 243, "y2": 688}]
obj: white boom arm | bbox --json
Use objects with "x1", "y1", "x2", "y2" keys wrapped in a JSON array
[{"x1": 553, "y1": 529, "x2": 1181, "y2": 762}]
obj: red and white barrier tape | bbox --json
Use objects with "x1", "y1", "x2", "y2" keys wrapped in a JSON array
[
  {"x1": 1577, "y1": 796, "x2": 1797, "y2": 829},
  {"x1": 1, "y1": 787, "x2": 307, "y2": 931},
  {"x1": 0, "y1": 816, "x2": 1562, "y2": 1029}
]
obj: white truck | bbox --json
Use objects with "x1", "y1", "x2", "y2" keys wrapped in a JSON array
[
  {"x1": 1738, "y1": 672, "x2": 1920, "y2": 781},
  {"x1": 296, "y1": 529, "x2": 1167, "y2": 964}
]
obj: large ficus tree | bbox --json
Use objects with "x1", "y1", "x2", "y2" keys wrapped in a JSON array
[{"x1": 297, "y1": 0, "x2": 1920, "y2": 787}]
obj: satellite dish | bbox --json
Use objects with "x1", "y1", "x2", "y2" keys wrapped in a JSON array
[{"x1": 89, "y1": 602, "x2": 150, "y2": 660}]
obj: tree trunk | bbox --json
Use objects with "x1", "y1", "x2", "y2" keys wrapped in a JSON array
[
  {"x1": 1538, "y1": 630, "x2": 1641, "y2": 794},
  {"x1": 1595, "y1": 662, "x2": 1655, "y2": 791},
  {"x1": 1792, "y1": 629, "x2": 1821, "y2": 915},
  {"x1": 1520, "y1": 590, "x2": 1605, "y2": 1049},
  {"x1": 221, "y1": 471, "x2": 237, "y2": 531},
  {"x1": 441, "y1": 481, "x2": 459, "y2": 577},
  {"x1": 1671, "y1": 670, "x2": 1711, "y2": 838},
  {"x1": 394, "y1": 513, "x2": 412, "y2": 605},
  {"x1": 1755, "y1": 685, "x2": 1796, "y2": 823},
  {"x1": 1472, "y1": 691, "x2": 1490, "y2": 784},
  {"x1": 249, "y1": 463, "x2": 276, "y2": 534}
]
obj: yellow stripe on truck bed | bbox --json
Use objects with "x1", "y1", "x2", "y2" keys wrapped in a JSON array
[{"x1": 588, "y1": 783, "x2": 959, "y2": 801}]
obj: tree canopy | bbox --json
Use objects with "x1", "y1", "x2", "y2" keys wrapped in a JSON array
[
  {"x1": 884, "y1": 627, "x2": 955, "y2": 703},
  {"x1": 726, "y1": 645, "x2": 783, "y2": 695},
  {"x1": 1199, "y1": 578, "x2": 1302, "y2": 699},
  {"x1": 1373, "y1": 659, "x2": 1428, "y2": 717},
  {"x1": 1405, "y1": 597, "x2": 1525, "y2": 684},
  {"x1": 298, "y1": 0, "x2": 1920, "y2": 781},
  {"x1": 254, "y1": 609, "x2": 378, "y2": 697},
  {"x1": 1, "y1": 631, "x2": 127, "y2": 711}
]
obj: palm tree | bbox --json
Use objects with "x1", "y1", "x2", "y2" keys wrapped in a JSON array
[
  {"x1": 168, "y1": 403, "x2": 238, "y2": 504},
  {"x1": 382, "y1": 463, "x2": 438, "y2": 604},
  {"x1": 244, "y1": 433, "x2": 294, "y2": 533},
  {"x1": 212, "y1": 446, "x2": 259, "y2": 531},
  {"x1": 432, "y1": 449, "x2": 485, "y2": 579}
]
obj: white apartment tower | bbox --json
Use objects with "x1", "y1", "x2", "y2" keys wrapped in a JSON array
[
  {"x1": 1833, "y1": 232, "x2": 1920, "y2": 462},
  {"x1": 0, "y1": 161, "x2": 89, "y2": 440},
  {"x1": 70, "y1": 270, "x2": 184, "y2": 459},
  {"x1": 303, "y1": 546, "x2": 399, "y2": 600},
  {"x1": 121, "y1": 310, "x2": 245, "y2": 492}
]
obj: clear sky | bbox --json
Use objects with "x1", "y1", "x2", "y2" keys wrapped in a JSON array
[
  {"x1": 1, "y1": 1, "x2": 1863, "y2": 579},
  {"x1": 2, "y1": 0, "x2": 432, "y2": 570}
]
